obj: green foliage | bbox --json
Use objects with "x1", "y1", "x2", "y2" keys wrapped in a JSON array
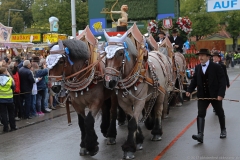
[
  {"x1": 105, "y1": 0, "x2": 157, "y2": 21},
  {"x1": 0, "y1": 0, "x2": 33, "y2": 32},
  {"x1": 32, "y1": 0, "x2": 88, "y2": 35},
  {"x1": 180, "y1": 0, "x2": 219, "y2": 41}
]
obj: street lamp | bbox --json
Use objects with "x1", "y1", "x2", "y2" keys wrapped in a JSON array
[{"x1": 8, "y1": 9, "x2": 24, "y2": 27}]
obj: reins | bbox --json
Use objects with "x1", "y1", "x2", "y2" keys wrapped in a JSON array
[{"x1": 49, "y1": 53, "x2": 106, "y2": 82}]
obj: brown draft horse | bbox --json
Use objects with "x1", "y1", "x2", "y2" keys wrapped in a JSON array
[
  {"x1": 47, "y1": 30, "x2": 118, "y2": 157},
  {"x1": 103, "y1": 25, "x2": 168, "y2": 159}
]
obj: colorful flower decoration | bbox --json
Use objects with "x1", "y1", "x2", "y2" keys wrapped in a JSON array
[
  {"x1": 176, "y1": 17, "x2": 192, "y2": 34},
  {"x1": 147, "y1": 20, "x2": 158, "y2": 34}
]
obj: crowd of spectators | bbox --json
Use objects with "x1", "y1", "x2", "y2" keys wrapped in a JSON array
[
  {"x1": 0, "y1": 54, "x2": 65, "y2": 132},
  {"x1": 211, "y1": 48, "x2": 240, "y2": 68}
]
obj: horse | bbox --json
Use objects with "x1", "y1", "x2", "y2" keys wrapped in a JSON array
[
  {"x1": 47, "y1": 35, "x2": 118, "y2": 157},
  {"x1": 103, "y1": 26, "x2": 168, "y2": 159}
]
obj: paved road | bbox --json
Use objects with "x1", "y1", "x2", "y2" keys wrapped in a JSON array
[{"x1": 0, "y1": 68, "x2": 240, "y2": 160}]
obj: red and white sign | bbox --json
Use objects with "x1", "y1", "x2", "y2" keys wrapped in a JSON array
[{"x1": 162, "y1": 18, "x2": 173, "y2": 29}]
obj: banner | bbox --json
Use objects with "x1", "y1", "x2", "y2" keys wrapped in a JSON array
[
  {"x1": 0, "y1": 23, "x2": 12, "y2": 42},
  {"x1": 43, "y1": 33, "x2": 67, "y2": 43},
  {"x1": 207, "y1": 0, "x2": 240, "y2": 12},
  {"x1": 10, "y1": 34, "x2": 41, "y2": 42}
]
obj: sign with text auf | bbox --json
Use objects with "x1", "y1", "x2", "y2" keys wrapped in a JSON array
[
  {"x1": 207, "y1": 0, "x2": 240, "y2": 12},
  {"x1": 10, "y1": 34, "x2": 41, "y2": 42}
]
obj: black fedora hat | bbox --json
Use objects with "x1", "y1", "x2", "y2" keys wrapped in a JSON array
[
  {"x1": 211, "y1": 51, "x2": 221, "y2": 57},
  {"x1": 172, "y1": 29, "x2": 178, "y2": 33},
  {"x1": 196, "y1": 49, "x2": 211, "y2": 56},
  {"x1": 158, "y1": 31, "x2": 166, "y2": 36}
]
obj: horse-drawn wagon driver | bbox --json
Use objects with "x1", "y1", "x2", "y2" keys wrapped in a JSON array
[
  {"x1": 186, "y1": 48, "x2": 227, "y2": 143},
  {"x1": 169, "y1": 29, "x2": 183, "y2": 53},
  {"x1": 155, "y1": 31, "x2": 166, "y2": 44}
]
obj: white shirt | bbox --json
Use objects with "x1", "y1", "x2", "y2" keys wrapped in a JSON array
[
  {"x1": 173, "y1": 36, "x2": 177, "y2": 41},
  {"x1": 201, "y1": 60, "x2": 210, "y2": 74}
]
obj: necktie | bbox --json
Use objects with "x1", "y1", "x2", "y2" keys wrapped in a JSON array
[{"x1": 202, "y1": 64, "x2": 206, "y2": 67}]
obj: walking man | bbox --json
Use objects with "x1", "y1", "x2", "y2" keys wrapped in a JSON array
[{"x1": 186, "y1": 49, "x2": 227, "y2": 143}]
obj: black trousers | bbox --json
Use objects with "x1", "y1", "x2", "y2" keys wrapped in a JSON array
[
  {"x1": 14, "y1": 94, "x2": 22, "y2": 118},
  {"x1": 198, "y1": 100, "x2": 225, "y2": 118},
  {"x1": 0, "y1": 103, "x2": 16, "y2": 129}
]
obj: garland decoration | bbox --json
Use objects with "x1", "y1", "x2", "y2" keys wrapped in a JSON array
[
  {"x1": 176, "y1": 17, "x2": 192, "y2": 34},
  {"x1": 147, "y1": 20, "x2": 158, "y2": 34}
]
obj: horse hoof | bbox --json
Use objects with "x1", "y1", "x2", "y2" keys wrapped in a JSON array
[
  {"x1": 123, "y1": 152, "x2": 135, "y2": 159},
  {"x1": 151, "y1": 135, "x2": 162, "y2": 141},
  {"x1": 136, "y1": 143, "x2": 143, "y2": 151},
  {"x1": 106, "y1": 137, "x2": 116, "y2": 145},
  {"x1": 89, "y1": 146, "x2": 99, "y2": 156},
  {"x1": 79, "y1": 148, "x2": 89, "y2": 156},
  {"x1": 118, "y1": 121, "x2": 125, "y2": 126}
]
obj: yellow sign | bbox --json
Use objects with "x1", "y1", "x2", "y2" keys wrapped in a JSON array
[
  {"x1": 10, "y1": 34, "x2": 41, "y2": 42},
  {"x1": 43, "y1": 33, "x2": 67, "y2": 43},
  {"x1": 58, "y1": 34, "x2": 68, "y2": 41}
]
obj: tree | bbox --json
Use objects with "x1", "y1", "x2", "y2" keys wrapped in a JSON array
[
  {"x1": 224, "y1": 11, "x2": 240, "y2": 51},
  {"x1": 32, "y1": 0, "x2": 88, "y2": 35},
  {"x1": 0, "y1": 0, "x2": 34, "y2": 33},
  {"x1": 180, "y1": 0, "x2": 220, "y2": 41}
]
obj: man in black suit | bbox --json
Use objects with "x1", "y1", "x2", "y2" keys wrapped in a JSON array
[
  {"x1": 212, "y1": 51, "x2": 230, "y2": 88},
  {"x1": 155, "y1": 31, "x2": 165, "y2": 44},
  {"x1": 169, "y1": 29, "x2": 183, "y2": 53},
  {"x1": 186, "y1": 49, "x2": 227, "y2": 143}
]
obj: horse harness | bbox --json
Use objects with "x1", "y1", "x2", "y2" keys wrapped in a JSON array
[{"x1": 48, "y1": 43, "x2": 106, "y2": 95}]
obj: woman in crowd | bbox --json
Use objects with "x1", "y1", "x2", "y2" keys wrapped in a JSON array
[{"x1": 0, "y1": 67, "x2": 17, "y2": 132}]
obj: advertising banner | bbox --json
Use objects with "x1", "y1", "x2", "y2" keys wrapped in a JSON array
[
  {"x1": 207, "y1": 0, "x2": 240, "y2": 12},
  {"x1": 0, "y1": 23, "x2": 12, "y2": 42},
  {"x1": 10, "y1": 34, "x2": 41, "y2": 42},
  {"x1": 43, "y1": 33, "x2": 67, "y2": 43}
]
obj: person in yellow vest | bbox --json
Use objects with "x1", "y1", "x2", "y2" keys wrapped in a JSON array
[{"x1": 0, "y1": 67, "x2": 17, "y2": 132}]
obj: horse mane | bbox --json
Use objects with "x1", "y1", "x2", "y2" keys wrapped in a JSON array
[
  {"x1": 125, "y1": 37, "x2": 138, "y2": 57},
  {"x1": 49, "y1": 39, "x2": 90, "y2": 61},
  {"x1": 146, "y1": 39, "x2": 155, "y2": 51}
]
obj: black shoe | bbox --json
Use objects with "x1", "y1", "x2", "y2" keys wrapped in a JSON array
[
  {"x1": 42, "y1": 110, "x2": 50, "y2": 113},
  {"x1": 10, "y1": 127, "x2": 18, "y2": 132},
  {"x1": 192, "y1": 117, "x2": 205, "y2": 143},
  {"x1": 220, "y1": 129, "x2": 227, "y2": 138},
  {"x1": 192, "y1": 134, "x2": 204, "y2": 143},
  {"x1": 24, "y1": 116, "x2": 32, "y2": 120},
  {"x1": 218, "y1": 116, "x2": 226, "y2": 138},
  {"x1": 3, "y1": 127, "x2": 9, "y2": 132}
]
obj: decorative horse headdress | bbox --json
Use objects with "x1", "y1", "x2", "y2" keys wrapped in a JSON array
[
  {"x1": 104, "y1": 30, "x2": 130, "y2": 61},
  {"x1": 46, "y1": 40, "x2": 74, "y2": 69}
]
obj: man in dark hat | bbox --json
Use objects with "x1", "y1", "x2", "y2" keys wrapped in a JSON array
[
  {"x1": 155, "y1": 31, "x2": 166, "y2": 44},
  {"x1": 186, "y1": 48, "x2": 227, "y2": 143},
  {"x1": 212, "y1": 51, "x2": 230, "y2": 114},
  {"x1": 169, "y1": 29, "x2": 183, "y2": 53},
  {"x1": 212, "y1": 51, "x2": 230, "y2": 88}
]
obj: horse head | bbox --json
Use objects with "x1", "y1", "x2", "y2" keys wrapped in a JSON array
[
  {"x1": 103, "y1": 31, "x2": 138, "y2": 89},
  {"x1": 47, "y1": 39, "x2": 90, "y2": 93}
]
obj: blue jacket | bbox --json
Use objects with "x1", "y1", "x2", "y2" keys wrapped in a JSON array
[
  {"x1": 19, "y1": 66, "x2": 35, "y2": 93},
  {"x1": 18, "y1": 61, "x2": 23, "y2": 69},
  {"x1": 0, "y1": 74, "x2": 15, "y2": 103},
  {"x1": 35, "y1": 69, "x2": 48, "y2": 90}
]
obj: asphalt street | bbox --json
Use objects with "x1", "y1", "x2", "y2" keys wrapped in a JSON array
[{"x1": 0, "y1": 67, "x2": 240, "y2": 160}]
